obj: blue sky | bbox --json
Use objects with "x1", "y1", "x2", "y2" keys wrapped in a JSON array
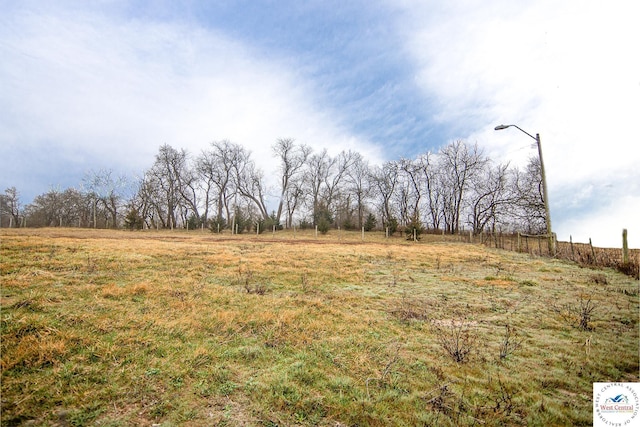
[{"x1": 1, "y1": 0, "x2": 638, "y2": 247}]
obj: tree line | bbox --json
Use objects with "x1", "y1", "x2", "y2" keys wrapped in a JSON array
[{"x1": 0, "y1": 138, "x2": 546, "y2": 236}]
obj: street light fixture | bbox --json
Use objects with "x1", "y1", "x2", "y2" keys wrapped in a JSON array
[{"x1": 495, "y1": 124, "x2": 555, "y2": 255}]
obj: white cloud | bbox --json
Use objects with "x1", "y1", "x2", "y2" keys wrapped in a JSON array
[
  {"x1": 561, "y1": 195, "x2": 640, "y2": 249},
  {"x1": 393, "y1": 0, "x2": 640, "y2": 247},
  {"x1": 0, "y1": 5, "x2": 384, "y2": 201}
]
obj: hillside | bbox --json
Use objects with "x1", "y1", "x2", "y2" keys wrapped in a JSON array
[{"x1": 1, "y1": 228, "x2": 638, "y2": 426}]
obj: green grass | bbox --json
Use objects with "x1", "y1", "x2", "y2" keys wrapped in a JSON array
[{"x1": 1, "y1": 228, "x2": 638, "y2": 426}]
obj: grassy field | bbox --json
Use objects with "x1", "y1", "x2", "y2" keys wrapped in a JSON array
[{"x1": 1, "y1": 228, "x2": 638, "y2": 426}]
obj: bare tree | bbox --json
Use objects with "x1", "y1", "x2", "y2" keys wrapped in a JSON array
[
  {"x1": 83, "y1": 169, "x2": 130, "y2": 228},
  {"x1": 132, "y1": 171, "x2": 163, "y2": 229},
  {"x1": 194, "y1": 154, "x2": 215, "y2": 227},
  {"x1": 345, "y1": 152, "x2": 372, "y2": 229},
  {"x1": 324, "y1": 150, "x2": 357, "y2": 215},
  {"x1": 438, "y1": 141, "x2": 488, "y2": 234},
  {"x1": 59, "y1": 188, "x2": 92, "y2": 227},
  {"x1": 272, "y1": 138, "x2": 311, "y2": 227},
  {"x1": 467, "y1": 162, "x2": 512, "y2": 234},
  {"x1": 1, "y1": 187, "x2": 21, "y2": 227},
  {"x1": 24, "y1": 188, "x2": 91, "y2": 227},
  {"x1": 142, "y1": 144, "x2": 190, "y2": 229},
  {"x1": 303, "y1": 149, "x2": 356, "y2": 225},
  {"x1": 176, "y1": 159, "x2": 201, "y2": 227},
  {"x1": 370, "y1": 161, "x2": 400, "y2": 229},
  {"x1": 24, "y1": 189, "x2": 62, "y2": 227},
  {"x1": 304, "y1": 149, "x2": 333, "y2": 224},
  {"x1": 397, "y1": 157, "x2": 424, "y2": 226},
  {"x1": 139, "y1": 171, "x2": 162, "y2": 229},
  {"x1": 232, "y1": 146, "x2": 270, "y2": 221},
  {"x1": 197, "y1": 140, "x2": 243, "y2": 226},
  {"x1": 512, "y1": 156, "x2": 546, "y2": 233},
  {"x1": 283, "y1": 180, "x2": 305, "y2": 228},
  {"x1": 412, "y1": 152, "x2": 442, "y2": 230}
]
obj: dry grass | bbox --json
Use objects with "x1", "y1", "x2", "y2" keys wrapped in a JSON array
[{"x1": 1, "y1": 228, "x2": 638, "y2": 426}]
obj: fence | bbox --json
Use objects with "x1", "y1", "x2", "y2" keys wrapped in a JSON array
[{"x1": 481, "y1": 231, "x2": 639, "y2": 280}]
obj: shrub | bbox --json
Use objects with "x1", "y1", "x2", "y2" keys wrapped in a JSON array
[
  {"x1": 364, "y1": 213, "x2": 377, "y2": 232},
  {"x1": 209, "y1": 215, "x2": 227, "y2": 233},
  {"x1": 433, "y1": 318, "x2": 476, "y2": 363},
  {"x1": 317, "y1": 217, "x2": 331, "y2": 234},
  {"x1": 391, "y1": 294, "x2": 429, "y2": 322},
  {"x1": 187, "y1": 213, "x2": 203, "y2": 230},
  {"x1": 404, "y1": 218, "x2": 424, "y2": 241},
  {"x1": 298, "y1": 219, "x2": 313, "y2": 230},
  {"x1": 385, "y1": 217, "x2": 398, "y2": 235},
  {"x1": 342, "y1": 217, "x2": 356, "y2": 231},
  {"x1": 314, "y1": 205, "x2": 333, "y2": 234},
  {"x1": 124, "y1": 208, "x2": 144, "y2": 230},
  {"x1": 258, "y1": 212, "x2": 282, "y2": 234},
  {"x1": 552, "y1": 295, "x2": 597, "y2": 331},
  {"x1": 499, "y1": 324, "x2": 524, "y2": 360},
  {"x1": 231, "y1": 208, "x2": 250, "y2": 234}
]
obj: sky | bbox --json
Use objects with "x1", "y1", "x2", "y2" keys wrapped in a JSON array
[{"x1": 1, "y1": 0, "x2": 638, "y2": 248}]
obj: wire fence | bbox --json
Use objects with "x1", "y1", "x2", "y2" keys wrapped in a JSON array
[{"x1": 480, "y1": 231, "x2": 639, "y2": 280}]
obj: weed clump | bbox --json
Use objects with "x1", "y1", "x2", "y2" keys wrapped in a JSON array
[
  {"x1": 390, "y1": 294, "x2": 430, "y2": 322},
  {"x1": 432, "y1": 318, "x2": 476, "y2": 363},
  {"x1": 552, "y1": 295, "x2": 597, "y2": 331},
  {"x1": 498, "y1": 324, "x2": 524, "y2": 360},
  {"x1": 236, "y1": 265, "x2": 268, "y2": 294}
]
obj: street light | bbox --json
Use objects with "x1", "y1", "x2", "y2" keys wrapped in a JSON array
[{"x1": 494, "y1": 124, "x2": 555, "y2": 256}]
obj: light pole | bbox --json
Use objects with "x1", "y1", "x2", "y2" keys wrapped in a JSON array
[{"x1": 494, "y1": 124, "x2": 555, "y2": 256}]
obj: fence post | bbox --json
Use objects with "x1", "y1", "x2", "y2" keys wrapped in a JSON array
[
  {"x1": 589, "y1": 238, "x2": 596, "y2": 264},
  {"x1": 362, "y1": 227, "x2": 365, "y2": 241},
  {"x1": 538, "y1": 235, "x2": 542, "y2": 255},
  {"x1": 517, "y1": 233, "x2": 521, "y2": 253},
  {"x1": 570, "y1": 235, "x2": 575, "y2": 261},
  {"x1": 622, "y1": 228, "x2": 629, "y2": 265}
]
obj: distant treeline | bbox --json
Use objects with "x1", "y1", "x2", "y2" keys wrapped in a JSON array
[{"x1": 1, "y1": 139, "x2": 546, "y2": 235}]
